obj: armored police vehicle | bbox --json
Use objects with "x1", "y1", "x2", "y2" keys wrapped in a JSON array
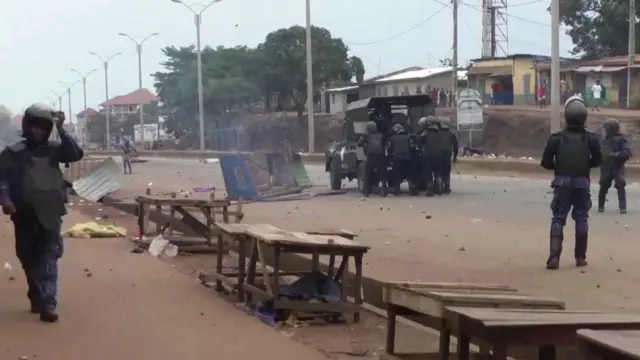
[{"x1": 325, "y1": 95, "x2": 435, "y2": 190}]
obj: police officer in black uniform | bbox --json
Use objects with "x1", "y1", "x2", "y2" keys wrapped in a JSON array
[
  {"x1": 359, "y1": 121, "x2": 387, "y2": 197},
  {"x1": 540, "y1": 96, "x2": 601, "y2": 270},
  {"x1": 0, "y1": 104, "x2": 84, "y2": 322},
  {"x1": 418, "y1": 116, "x2": 442, "y2": 196},
  {"x1": 597, "y1": 118, "x2": 632, "y2": 214},
  {"x1": 388, "y1": 123, "x2": 413, "y2": 195},
  {"x1": 438, "y1": 118, "x2": 458, "y2": 194}
]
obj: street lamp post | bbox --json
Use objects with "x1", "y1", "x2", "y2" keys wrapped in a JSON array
[
  {"x1": 50, "y1": 90, "x2": 64, "y2": 111},
  {"x1": 118, "y1": 32, "x2": 159, "y2": 147},
  {"x1": 171, "y1": 0, "x2": 222, "y2": 151},
  {"x1": 57, "y1": 80, "x2": 80, "y2": 142},
  {"x1": 90, "y1": 52, "x2": 122, "y2": 149},
  {"x1": 71, "y1": 68, "x2": 98, "y2": 147}
]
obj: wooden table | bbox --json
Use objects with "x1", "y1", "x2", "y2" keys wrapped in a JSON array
[
  {"x1": 578, "y1": 329, "x2": 640, "y2": 360},
  {"x1": 382, "y1": 282, "x2": 565, "y2": 359},
  {"x1": 243, "y1": 224, "x2": 369, "y2": 322},
  {"x1": 445, "y1": 307, "x2": 640, "y2": 360},
  {"x1": 136, "y1": 195, "x2": 238, "y2": 247}
]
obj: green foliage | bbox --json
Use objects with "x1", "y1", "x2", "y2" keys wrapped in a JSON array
[
  {"x1": 559, "y1": 0, "x2": 640, "y2": 57},
  {"x1": 153, "y1": 26, "x2": 365, "y2": 137},
  {"x1": 439, "y1": 58, "x2": 453, "y2": 67},
  {"x1": 85, "y1": 112, "x2": 155, "y2": 145}
]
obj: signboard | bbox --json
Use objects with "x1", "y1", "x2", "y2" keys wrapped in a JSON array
[
  {"x1": 133, "y1": 123, "x2": 165, "y2": 142},
  {"x1": 456, "y1": 88, "x2": 484, "y2": 131}
]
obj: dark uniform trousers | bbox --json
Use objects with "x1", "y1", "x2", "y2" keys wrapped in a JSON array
[
  {"x1": 12, "y1": 208, "x2": 63, "y2": 311},
  {"x1": 364, "y1": 155, "x2": 388, "y2": 195},
  {"x1": 550, "y1": 183, "x2": 591, "y2": 259}
]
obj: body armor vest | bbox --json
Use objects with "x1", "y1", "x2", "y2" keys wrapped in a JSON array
[
  {"x1": 8, "y1": 144, "x2": 67, "y2": 229},
  {"x1": 439, "y1": 130, "x2": 453, "y2": 153},
  {"x1": 365, "y1": 133, "x2": 384, "y2": 155},
  {"x1": 391, "y1": 134, "x2": 410, "y2": 159},
  {"x1": 555, "y1": 131, "x2": 591, "y2": 177},
  {"x1": 421, "y1": 130, "x2": 441, "y2": 157}
]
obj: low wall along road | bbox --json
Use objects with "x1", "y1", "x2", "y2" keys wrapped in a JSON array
[{"x1": 86, "y1": 150, "x2": 640, "y2": 180}]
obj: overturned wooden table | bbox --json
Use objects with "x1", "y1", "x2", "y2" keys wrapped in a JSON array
[
  {"x1": 382, "y1": 282, "x2": 565, "y2": 359},
  {"x1": 578, "y1": 329, "x2": 640, "y2": 360},
  {"x1": 446, "y1": 307, "x2": 640, "y2": 360},
  {"x1": 207, "y1": 224, "x2": 359, "y2": 303},
  {"x1": 136, "y1": 195, "x2": 241, "y2": 248},
  {"x1": 243, "y1": 224, "x2": 369, "y2": 322}
]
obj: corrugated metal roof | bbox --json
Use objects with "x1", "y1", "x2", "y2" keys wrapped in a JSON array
[
  {"x1": 375, "y1": 67, "x2": 454, "y2": 82},
  {"x1": 72, "y1": 157, "x2": 123, "y2": 202},
  {"x1": 574, "y1": 66, "x2": 626, "y2": 73},
  {"x1": 325, "y1": 85, "x2": 359, "y2": 93}
]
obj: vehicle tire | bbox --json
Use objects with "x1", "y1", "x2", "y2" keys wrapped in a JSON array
[
  {"x1": 329, "y1": 160, "x2": 342, "y2": 190},
  {"x1": 357, "y1": 162, "x2": 366, "y2": 194}
]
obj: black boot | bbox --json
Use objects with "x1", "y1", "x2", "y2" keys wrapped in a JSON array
[
  {"x1": 425, "y1": 183, "x2": 434, "y2": 197},
  {"x1": 40, "y1": 310, "x2": 59, "y2": 323},
  {"x1": 618, "y1": 187, "x2": 627, "y2": 214},
  {"x1": 546, "y1": 235, "x2": 563, "y2": 270},
  {"x1": 597, "y1": 186, "x2": 607, "y2": 212},
  {"x1": 443, "y1": 177, "x2": 451, "y2": 194},
  {"x1": 575, "y1": 232, "x2": 588, "y2": 267}
]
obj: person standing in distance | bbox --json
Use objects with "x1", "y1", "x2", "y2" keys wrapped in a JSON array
[
  {"x1": 597, "y1": 118, "x2": 631, "y2": 214},
  {"x1": 0, "y1": 104, "x2": 84, "y2": 322},
  {"x1": 540, "y1": 96, "x2": 601, "y2": 270},
  {"x1": 590, "y1": 80, "x2": 603, "y2": 112}
]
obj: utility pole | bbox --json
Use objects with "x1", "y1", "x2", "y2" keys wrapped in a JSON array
[
  {"x1": 306, "y1": 0, "x2": 315, "y2": 153},
  {"x1": 57, "y1": 80, "x2": 79, "y2": 139},
  {"x1": 550, "y1": 0, "x2": 561, "y2": 132},
  {"x1": 452, "y1": 0, "x2": 459, "y2": 106},
  {"x1": 628, "y1": 0, "x2": 636, "y2": 109},
  {"x1": 50, "y1": 90, "x2": 64, "y2": 111}
]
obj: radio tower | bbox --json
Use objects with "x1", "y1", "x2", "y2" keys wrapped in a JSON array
[{"x1": 481, "y1": 0, "x2": 509, "y2": 57}]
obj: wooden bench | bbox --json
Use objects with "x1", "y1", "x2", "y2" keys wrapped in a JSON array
[
  {"x1": 136, "y1": 194, "x2": 242, "y2": 247},
  {"x1": 243, "y1": 224, "x2": 369, "y2": 322},
  {"x1": 382, "y1": 282, "x2": 565, "y2": 359},
  {"x1": 578, "y1": 329, "x2": 640, "y2": 360},
  {"x1": 445, "y1": 307, "x2": 640, "y2": 360}
]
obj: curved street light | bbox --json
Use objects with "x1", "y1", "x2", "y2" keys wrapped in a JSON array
[
  {"x1": 90, "y1": 52, "x2": 122, "y2": 149},
  {"x1": 50, "y1": 90, "x2": 65, "y2": 111},
  {"x1": 70, "y1": 68, "x2": 98, "y2": 146},
  {"x1": 171, "y1": 0, "x2": 222, "y2": 150},
  {"x1": 118, "y1": 32, "x2": 159, "y2": 146}
]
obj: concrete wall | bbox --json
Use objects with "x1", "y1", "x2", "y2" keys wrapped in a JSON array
[{"x1": 327, "y1": 92, "x2": 348, "y2": 114}]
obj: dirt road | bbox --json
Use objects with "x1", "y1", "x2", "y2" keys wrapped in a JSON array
[{"x1": 0, "y1": 211, "x2": 331, "y2": 360}]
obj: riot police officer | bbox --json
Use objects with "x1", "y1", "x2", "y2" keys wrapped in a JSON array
[
  {"x1": 540, "y1": 96, "x2": 601, "y2": 270},
  {"x1": 0, "y1": 104, "x2": 84, "y2": 322},
  {"x1": 418, "y1": 116, "x2": 442, "y2": 196},
  {"x1": 358, "y1": 121, "x2": 387, "y2": 197},
  {"x1": 438, "y1": 118, "x2": 458, "y2": 194},
  {"x1": 388, "y1": 123, "x2": 413, "y2": 195},
  {"x1": 598, "y1": 118, "x2": 631, "y2": 214}
]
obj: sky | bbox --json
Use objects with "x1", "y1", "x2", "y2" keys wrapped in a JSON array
[{"x1": 0, "y1": 0, "x2": 573, "y2": 118}]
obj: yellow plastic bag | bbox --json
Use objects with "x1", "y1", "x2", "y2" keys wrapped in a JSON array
[{"x1": 63, "y1": 222, "x2": 127, "y2": 238}]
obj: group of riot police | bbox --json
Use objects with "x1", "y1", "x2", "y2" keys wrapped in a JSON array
[
  {"x1": 541, "y1": 95, "x2": 631, "y2": 270},
  {"x1": 359, "y1": 116, "x2": 458, "y2": 198}
]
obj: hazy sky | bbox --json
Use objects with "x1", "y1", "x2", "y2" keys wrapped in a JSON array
[{"x1": 1, "y1": 0, "x2": 572, "y2": 117}]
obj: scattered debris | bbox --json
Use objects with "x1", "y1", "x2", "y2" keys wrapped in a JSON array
[
  {"x1": 63, "y1": 222, "x2": 127, "y2": 238},
  {"x1": 4, "y1": 262, "x2": 12, "y2": 271},
  {"x1": 148, "y1": 235, "x2": 179, "y2": 259}
]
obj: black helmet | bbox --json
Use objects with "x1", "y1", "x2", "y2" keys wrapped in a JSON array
[
  {"x1": 564, "y1": 96, "x2": 588, "y2": 128},
  {"x1": 603, "y1": 118, "x2": 620, "y2": 136},
  {"x1": 23, "y1": 103, "x2": 56, "y2": 134},
  {"x1": 392, "y1": 123, "x2": 405, "y2": 134},
  {"x1": 366, "y1": 121, "x2": 378, "y2": 133}
]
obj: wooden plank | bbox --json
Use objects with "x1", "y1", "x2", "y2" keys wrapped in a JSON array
[
  {"x1": 383, "y1": 281, "x2": 513, "y2": 291},
  {"x1": 247, "y1": 224, "x2": 368, "y2": 249},
  {"x1": 217, "y1": 223, "x2": 251, "y2": 235},
  {"x1": 290, "y1": 232, "x2": 369, "y2": 250},
  {"x1": 448, "y1": 307, "x2": 640, "y2": 327},
  {"x1": 136, "y1": 195, "x2": 230, "y2": 207},
  {"x1": 578, "y1": 329, "x2": 640, "y2": 360},
  {"x1": 428, "y1": 291, "x2": 565, "y2": 308}
]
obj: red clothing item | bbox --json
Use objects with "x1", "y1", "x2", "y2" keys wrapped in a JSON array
[{"x1": 538, "y1": 86, "x2": 546, "y2": 98}]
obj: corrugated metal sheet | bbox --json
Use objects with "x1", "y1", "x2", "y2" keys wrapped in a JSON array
[
  {"x1": 72, "y1": 157, "x2": 123, "y2": 202},
  {"x1": 62, "y1": 157, "x2": 104, "y2": 182}
]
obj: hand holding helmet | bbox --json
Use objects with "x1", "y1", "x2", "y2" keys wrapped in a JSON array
[{"x1": 52, "y1": 111, "x2": 66, "y2": 128}]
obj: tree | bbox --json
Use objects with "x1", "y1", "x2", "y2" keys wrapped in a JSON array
[
  {"x1": 154, "y1": 45, "x2": 263, "y2": 138},
  {"x1": 85, "y1": 112, "x2": 147, "y2": 145},
  {"x1": 260, "y1": 25, "x2": 364, "y2": 121},
  {"x1": 559, "y1": 0, "x2": 638, "y2": 57},
  {"x1": 0, "y1": 105, "x2": 12, "y2": 127},
  {"x1": 439, "y1": 58, "x2": 453, "y2": 67}
]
